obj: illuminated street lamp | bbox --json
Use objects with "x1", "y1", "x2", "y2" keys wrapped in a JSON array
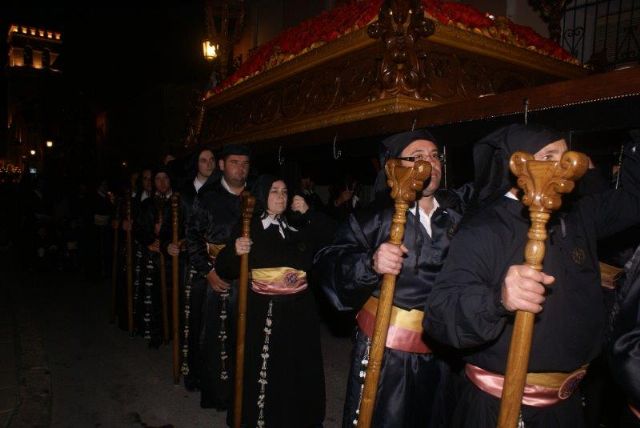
[
  {"x1": 46, "y1": 140, "x2": 53, "y2": 148},
  {"x1": 30, "y1": 149, "x2": 36, "y2": 156},
  {"x1": 202, "y1": 40, "x2": 218, "y2": 61}
]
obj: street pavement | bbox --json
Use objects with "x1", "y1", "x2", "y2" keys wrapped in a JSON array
[
  {"x1": 0, "y1": 253, "x2": 354, "y2": 427},
  {"x1": 0, "y1": 279, "x2": 18, "y2": 428}
]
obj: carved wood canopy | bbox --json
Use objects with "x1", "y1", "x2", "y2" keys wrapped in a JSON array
[{"x1": 199, "y1": 2, "x2": 587, "y2": 149}]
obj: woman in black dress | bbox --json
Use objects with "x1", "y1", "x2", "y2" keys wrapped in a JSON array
[{"x1": 217, "y1": 174, "x2": 332, "y2": 428}]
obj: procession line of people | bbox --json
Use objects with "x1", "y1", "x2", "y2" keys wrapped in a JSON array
[{"x1": 108, "y1": 123, "x2": 640, "y2": 428}]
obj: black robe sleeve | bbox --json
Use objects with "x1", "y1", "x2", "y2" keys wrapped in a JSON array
[
  {"x1": 609, "y1": 246, "x2": 640, "y2": 409},
  {"x1": 213, "y1": 222, "x2": 242, "y2": 281},
  {"x1": 313, "y1": 210, "x2": 384, "y2": 311},
  {"x1": 586, "y1": 142, "x2": 640, "y2": 240},
  {"x1": 423, "y1": 221, "x2": 510, "y2": 349},
  {"x1": 186, "y1": 197, "x2": 214, "y2": 277}
]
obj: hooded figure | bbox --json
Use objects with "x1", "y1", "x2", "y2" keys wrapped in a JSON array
[
  {"x1": 471, "y1": 123, "x2": 566, "y2": 209},
  {"x1": 251, "y1": 174, "x2": 296, "y2": 239},
  {"x1": 251, "y1": 174, "x2": 282, "y2": 217},
  {"x1": 151, "y1": 164, "x2": 174, "y2": 195},
  {"x1": 133, "y1": 164, "x2": 175, "y2": 348},
  {"x1": 424, "y1": 123, "x2": 640, "y2": 428},
  {"x1": 215, "y1": 173, "x2": 332, "y2": 428},
  {"x1": 315, "y1": 128, "x2": 467, "y2": 428},
  {"x1": 373, "y1": 129, "x2": 440, "y2": 203}
]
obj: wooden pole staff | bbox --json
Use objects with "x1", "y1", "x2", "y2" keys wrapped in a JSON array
[
  {"x1": 110, "y1": 197, "x2": 121, "y2": 323},
  {"x1": 171, "y1": 193, "x2": 181, "y2": 384},
  {"x1": 158, "y1": 200, "x2": 170, "y2": 345},
  {"x1": 126, "y1": 192, "x2": 134, "y2": 334},
  {"x1": 497, "y1": 151, "x2": 588, "y2": 428},
  {"x1": 233, "y1": 191, "x2": 255, "y2": 428},
  {"x1": 357, "y1": 159, "x2": 431, "y2": 428}
]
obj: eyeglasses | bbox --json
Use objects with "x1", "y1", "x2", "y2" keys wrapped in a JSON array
[{"x1": 395, "y1": 152, "x2": 445, "y2": 163}]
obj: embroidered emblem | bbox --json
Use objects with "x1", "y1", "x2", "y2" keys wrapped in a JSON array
[
  {"x1": 571, "y1": 248, "x2": 586, "y2": 265},
  {"x1": 558, "y1": 368, "x2": 587, "y2": 399},
  {"x1": 447, "y1": 222, "x2": 459, "y2": 239},
  {"x1": 284, "y1": 271, "x2": 299, "y2": 287}
]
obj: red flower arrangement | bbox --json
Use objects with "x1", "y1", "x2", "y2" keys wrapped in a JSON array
[
  {"x1": 421, "y1": 0, "x2": 576, "y2": 63},
  {"x1": 210, "y1": 0, "x2": 382, "y2": 95},
  {"x1": 208, "y1": 0, "x2": 577, "y2": 98},
  {"x1": 507, "y1": 21, "x2": 575, "y2": 62}
]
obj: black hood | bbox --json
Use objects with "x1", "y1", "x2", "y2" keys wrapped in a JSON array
[
  {"x1": 373, "y1": 129, "x2": 438, "y2": 203},
  {"x1": 473, "y1": 123, "x2": 565, "y2": 208},
  {"x1": 251, "y1": 174, "x2": 282, "y2": 218}
]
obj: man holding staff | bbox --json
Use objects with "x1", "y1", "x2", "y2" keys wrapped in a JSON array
[
  {"x1": 424, "y1": 124, "x2": 640, "y2": 427},
  {"x1": 315, "y1": 129, "x2": 467, "y2": 427},
  {"x1": 186, "y1": 144, "x2": 250, "y2": 410}
]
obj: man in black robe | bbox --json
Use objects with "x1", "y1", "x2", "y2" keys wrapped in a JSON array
[
  {"x1": 169, "y1": 146, "x2": 217, "y2": 390},
  {"x1": 424, "y1": 124, "x2": 640, "y2": 427},
  {"x1": 135, "y1": 166, "x2": 175, "y2": 347},
  {"x1": 315, "y1": 129, "x2": 467, "y2": 428},
  {"x1": 186, "y1": 144, "x2": 250, "y2": 409}
]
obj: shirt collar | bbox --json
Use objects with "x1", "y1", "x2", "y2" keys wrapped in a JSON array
[
  {"x1": 409, "y1": 197, "x2": 439, "y2": 217},
  {"x1": 221, "y1": 177, "x2": 244, "y2": 195},
  {"x1": 504, "y1": 190, "x2": 519, "y2": 200},
  {"x1": 194, "y1": 176, "x2": 206, "y2": 193},
  {"x1": 408, "y1": 198, "x2": 440, "y2": 237},
  {"x1": 261, "y1": 214, "x2": 297, "y2": 238}
]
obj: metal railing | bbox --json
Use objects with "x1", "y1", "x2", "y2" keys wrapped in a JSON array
[{"x1": 561, "y1": 0, "x2": 639, "y2": 67}]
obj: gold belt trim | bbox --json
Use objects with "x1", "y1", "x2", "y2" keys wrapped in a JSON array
[
  {"x1": 362, "y1": 296, "x2": 424, "y2": 332},
  {"x1": 525, "y1": 365, "x2": 589, "y2": 389},
  {"x1": 599, "y1": 261, "x2": 623, "y2": 290},
  {"x1": 207, "y1": 243, "x2": 225, "y2": 258},
  {"x1": 251, "y1": 266, "x2": 307, "y2": 282}
]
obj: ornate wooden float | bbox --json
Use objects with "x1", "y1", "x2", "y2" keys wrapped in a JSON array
[{"x1": 197, "y1": 0, "x2": 589, "y2": 149}]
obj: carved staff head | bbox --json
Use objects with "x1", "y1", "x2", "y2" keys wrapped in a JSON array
[
  {"x1": 385, "y1": 158, "x2": 432, "y2": 202},
  {"x1": 373, "y1": 129, "x2": 440, "y2": 202},
  {"x1": 171, "y1": 193, "x2": 180, "y2": 224},
  {"x1": 241, "y1": 190, "x2": 256, "y2": 222},
  {"x1": 473, "y1": 124, "x2": 579, "y2": 209},
  {"x1": 509, "y1": 150, "x2": 589, "y2": 212}
]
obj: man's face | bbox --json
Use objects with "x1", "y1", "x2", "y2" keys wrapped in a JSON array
[
  {"x1": 154, "y1": 172, "x2": 171, "y2": 194},
  {"x1": 534, "y1": 139, "x2": 568, "y2": 162},
  {"x1": 198, "y1": 150, "x2": 215, "y2": 178},
  {"x1": 142, "y1": 170, "x2": 153, "y2": 193},
  {"x1": 399, "y1": 139, "x2": 442, "y2": 196},
  {"x1": 219, "y1": 155, "x2": 250, "y2": 187}
]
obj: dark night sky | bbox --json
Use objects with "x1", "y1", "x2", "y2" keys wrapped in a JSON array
[{"x1": 2, "y1": 1, "x2": 211, "y2": 108}]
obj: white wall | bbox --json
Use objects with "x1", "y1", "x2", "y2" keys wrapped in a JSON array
[{"x1": 506, "y1": 0, "x2": 549, "y2": 38}]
